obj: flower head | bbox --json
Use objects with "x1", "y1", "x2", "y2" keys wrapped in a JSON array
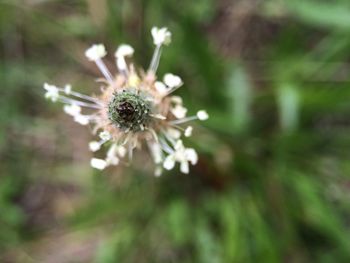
[{"x1": 43, "y1": 27, "x2": 208, "y2": 175}]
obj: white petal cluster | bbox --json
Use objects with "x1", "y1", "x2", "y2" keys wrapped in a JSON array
[
  {"x1": 163, "y1": 140, "x2": 198, "y2": 174},
  {"x1": 151, "y1": 27, "x2": 172, "y2": 46},
  {"x1": 85, "y1": 44, "x2": 107, "y2": 61}
]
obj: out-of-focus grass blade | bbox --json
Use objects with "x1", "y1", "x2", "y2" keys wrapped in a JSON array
[
  {"x1": 164, "y1": 199, "x2": 191, "y2": 245},
  {"x1": 220, "y1": 197, "x2": 248, "y2": 262},
  {"x1": 286, "y1": 0, "x2": 350, "y2": 30},
  {"x1": 277, "y1": 84, "x2": 300, "y2": 133},
  {"x1": 227, "y1": 65, "x2": 253, "y2": 133},
  {"x1": 195, "y1": 217, "x2": 222, "y2": 263},
  {"x1": 286, "y1": 171, "x2": 350, "y2": 253}
]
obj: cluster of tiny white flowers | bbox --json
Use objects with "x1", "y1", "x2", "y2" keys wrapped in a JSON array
[{"x1": 44, "y1": 27, "x2": 208, "y2": 176}]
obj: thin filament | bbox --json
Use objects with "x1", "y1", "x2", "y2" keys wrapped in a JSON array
[
  {"x1": 169, "y1": 116, "x2": 198, "y2": 125},
  {"x1": 96, "y1": 59, "x2": 114, "y2": 83},
  {"x1": 149, "y1": 45, "x2": 162, "y2": 73}
]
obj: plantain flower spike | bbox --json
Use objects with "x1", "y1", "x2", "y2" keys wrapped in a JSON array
[{"x1": 43, "y1": 27, "x2": 208, "y2": 175}]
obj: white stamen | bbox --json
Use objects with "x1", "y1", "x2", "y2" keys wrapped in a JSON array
[
  {"x1": 159, "y1": 138, "x2": 174, "y2": 155},
  {"x1": 154, "y1": 81, "x2": 168, "y2": 95},
  {"x1": 163, "y1": 155, "x2": 175, "y2": 170},
  {"x1": 149, "y1": 45, "x2": 162, "y2": 73},
  {"x1": 95, "y1": 59, "x2": 114, "y2": 83},
  {"x1": 90, "y1": 158, "x2": 107, "y2": 170},
  {"x1": 151, "y1": 27, "x2": 172, "y2": 46},
  {"x1": 115, "y1": 44, "x2": 134, "y2": 58},
  {"x1": 171, "y1": 104, "x2": 187, "y2": 119},
  {"x1": 197, "y1": 110, "x2": 209, "y2": 120},
  {"x1": 171, "y1": 96, "x2": 183, "y2": 105},
  {"x1": 184, "y1": 126, "x2": 193, "y2": 137},
  {"x1": 147, "y1": 141, "x2": 163, "y2": 164},
  {"x1": 89, "y1": 141, "x2": 101, "y2": 152},
  {"x1": 166, "y1": 128, "x2": 181, "y2": 140},
  {"x1": 63, "y1": 104, "x2": 81, "y2": 116},
  {"x1": 44, "y1": 83, "x2": 59, "y2": 102},
  {"x1": 74, "y1": 114, "x2": 90, "y2": 125},
  {"x1": 150, "y1": 113, "x2": 167, "y2": 120},
  {"x1": 180, "y1": 161, "x2": 189, "y2": 174},
  {"x1": 85, "y1": 44, "x2": 107, "y2": 61},
  {"x1": 64, "y1": 84, "x2": 72, "y2": 94},
  {"x1": 106, "y1": 144, "x2": 120, "y2": 165},
  {"x1": 169, "y1": 116, "x2": 197, "y2": 125},
  {"x1": 117, "y1": 146, "x2": 127, "y2": 157},
  {"x1": 185, "y1": 148, "x2": 198, "y2": 165},
  {"x1": 128, "y1": 143, "x2": 134, "y2": 162},
  {"x1": 53, "y1": 85, "x2": 103, "y2": 105},
  {"x1": 148, "y1": 128, "x2": 159, "y2": 143},
  {"x1": 117, "y1": 57, "x2": 128, "y2": 72},
  {"x1": 149, "y1": 27, "x2": 171, "y2": 72},
  {"x1": 164, "y1": 73, "x2": 182, "y2": 88},
  {"x1": 169, "y1": 110, "x2": 209, "y2": 125},
  {"x1": 57, "y1": 96, "x2": 102, "y2": 109},
  {"x1": 66, "y1": 90, "x2": 102, "y2": 104},
  {"x1": 99, "y1": 131, "x2": 112, "y2": 141},
  {"x1": 154, "y1": 166, "x2": 162, "y2": 177},
  {"x1": 115, "y1": 44, "x2": 134, "y2": 74}
]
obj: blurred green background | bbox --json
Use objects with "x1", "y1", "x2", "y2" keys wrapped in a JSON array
[{"x1": 2, "y1": 0, "x2": 350, "y2": 262}]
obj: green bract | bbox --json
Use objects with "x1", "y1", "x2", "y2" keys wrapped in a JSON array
[{"x1": 108, "y1": 89, "x2": 152, "y2": 132}]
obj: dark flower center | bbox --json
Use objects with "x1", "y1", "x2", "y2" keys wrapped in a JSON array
[
  {"x1": 108, "y1": 90, "x2": 152, "y2": 132},
  {"x1": 117, "y1": 101, "x2": 135, "y2": 122}
]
